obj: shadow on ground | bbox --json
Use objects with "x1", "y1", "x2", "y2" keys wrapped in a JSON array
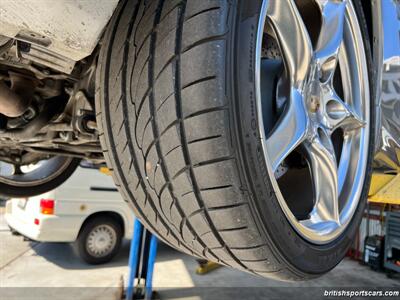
[{"x1": 30, "y1": 239, "x2": 130, "y2": 270}]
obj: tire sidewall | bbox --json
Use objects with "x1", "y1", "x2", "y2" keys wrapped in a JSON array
[{"x1": 231, "y1": 0, "x2": 375, "y2": 275}]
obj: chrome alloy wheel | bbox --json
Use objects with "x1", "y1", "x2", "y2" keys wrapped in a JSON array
[
  {"x1": 86, "y1": 224, "x2": 117, "y2": 257},
  {"x1": 256, "y1": 0, "x2": 370, "y2": 244}
]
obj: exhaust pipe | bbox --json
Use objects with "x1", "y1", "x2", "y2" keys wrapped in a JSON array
[{"x1": 0, "y1": 73, "x2": 35, "y2": 117}]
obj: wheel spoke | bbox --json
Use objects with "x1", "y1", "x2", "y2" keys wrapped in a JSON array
[
  {"x1": 303, "y1": 130, "x2": 339, "y2": 223},
  {"x1": 325, "y1": 94, "x2": 366, "y2": 132},
  {"x1": 266, "y1": 88, "x2": 308, "y2": 172},
  {"x1": 267, "y1": 0, "x2": 313, "y2": 88},
  {"x1": 314, "y1": 0, "x2": 347, "y2": 82},
  {"x1": 12, "y1": 164, "x2": 23, "y2": 175}
]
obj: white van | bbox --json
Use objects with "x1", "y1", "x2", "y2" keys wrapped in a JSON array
[{"x1": 5, "y1": 166, "x2": 134, "y2": 264}]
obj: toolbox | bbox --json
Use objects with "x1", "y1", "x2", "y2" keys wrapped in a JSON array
[{"x1": 364, "y1": 235, "x2": 384, "y2": 270}]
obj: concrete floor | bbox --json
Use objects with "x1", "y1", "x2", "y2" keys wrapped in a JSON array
[
  {"x1": 153, "y1": 245, "x2": 399, "y2": 299},
  {"x1": 1, "y1": 203, "x2": 398, "y2": 300}
]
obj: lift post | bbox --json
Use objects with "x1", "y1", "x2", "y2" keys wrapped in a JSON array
[{"x1": 126, "y1": 219, "x2": 158, "y2": 300}]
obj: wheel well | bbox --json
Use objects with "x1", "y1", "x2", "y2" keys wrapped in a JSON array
[
  {"x1": 79, "y1": 211, "x2": 125, "y2": 237},
  {"x1": 359, "y1": 0, "x2": 373, "y2": 54}
]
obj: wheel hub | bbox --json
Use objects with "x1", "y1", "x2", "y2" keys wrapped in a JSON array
[
  {"x1": 304, "y1": 66, "x2": 345, "y2": 144},
  {"x1": 86, "y1": 224, "x2": 116, "y2": 257}
]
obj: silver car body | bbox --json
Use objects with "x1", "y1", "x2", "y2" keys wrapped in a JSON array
[
  {"x1": 372, "y1": 0, "x2": 400, "y2": 172},
  {"x1": 0, "y1": 0, "x2": 398, "y2": 171}
]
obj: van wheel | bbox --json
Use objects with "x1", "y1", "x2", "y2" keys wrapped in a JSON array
[
  {"x1": 96, "y1": 0, "x2": 374, "y2": 280},
  {"x1": 75, "y1": 216, "x2": 123, "y2": 264}
]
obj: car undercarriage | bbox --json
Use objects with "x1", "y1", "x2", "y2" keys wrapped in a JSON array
[{"x1": 0, "y1": 38, "x2": 101, "y2": 165}]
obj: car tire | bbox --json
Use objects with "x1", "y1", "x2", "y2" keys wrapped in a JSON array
[
  {"x1": 0, "y1": 157, "x2": 81, "y2": 198},
  {"x1": 96, "y1": 0, "x2": 374, "y2": 280},
  {"x1": 75, "y1": 216, "x2": 123, "y2": 265}
]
